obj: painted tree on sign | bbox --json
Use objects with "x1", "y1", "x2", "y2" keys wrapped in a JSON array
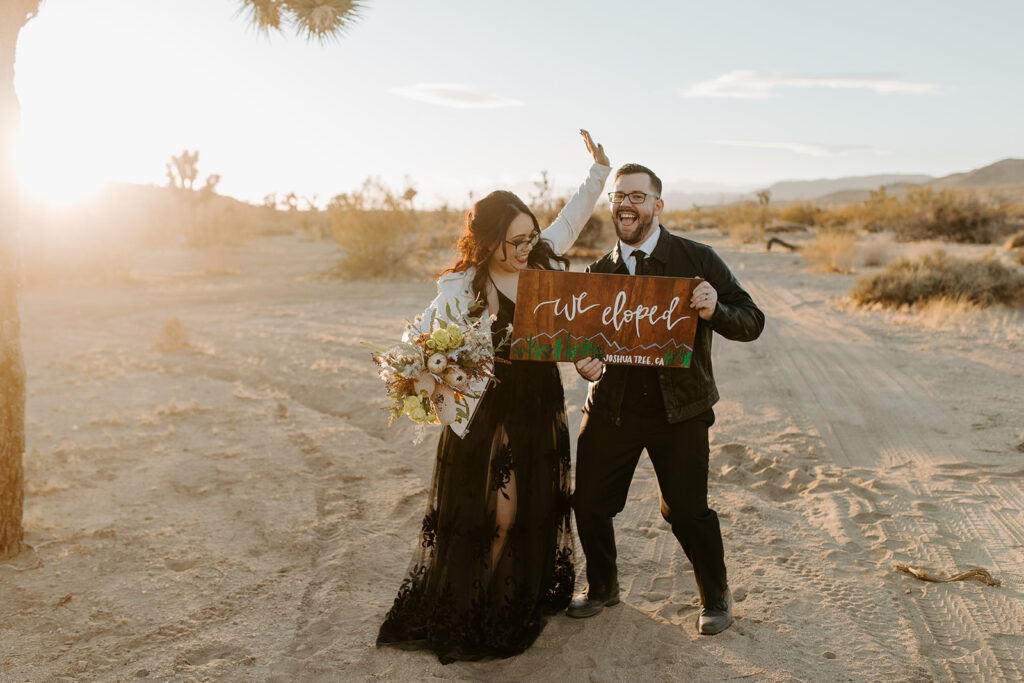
[{"x1": 0, "y1": 0, "x2": 367, "y2": 559}]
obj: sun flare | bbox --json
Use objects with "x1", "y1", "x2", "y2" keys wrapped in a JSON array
[{"x1": 15, "y1": 134, "x2": 106, "y2": 209}]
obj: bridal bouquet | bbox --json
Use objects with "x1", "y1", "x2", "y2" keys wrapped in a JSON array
[{"x1": 363, "y1": 304, "x2": 502, "y2": 437}]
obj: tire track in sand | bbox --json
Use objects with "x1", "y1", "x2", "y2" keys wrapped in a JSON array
[{"x1": 743, "y1": 278, "x2": 1024, "y2": 680}]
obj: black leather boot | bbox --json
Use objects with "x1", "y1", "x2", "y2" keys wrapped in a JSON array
[
  {"x1": 566, "y1": 584, "x2": 621, "y2": 619},
  {"x1": 697, "y1": 588, "x2": 733, "y2": 635}
]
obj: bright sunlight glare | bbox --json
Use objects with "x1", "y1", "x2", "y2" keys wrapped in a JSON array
[{"x1": 16, "y1": 133, "x2": 107, "y2": 209}]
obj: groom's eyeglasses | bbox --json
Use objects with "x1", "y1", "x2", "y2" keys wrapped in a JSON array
[
  {"x1": 608, "y1": 191, "x2": 657, "y2": 204},
  {"x1": 505, "y1": 230, "x2": 540, "y2": 255}
]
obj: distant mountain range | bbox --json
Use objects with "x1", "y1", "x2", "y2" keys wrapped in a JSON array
[
  {"x1": 927, "y1": 158, "x2": 1024, "y2": 189},
  {"x1": 661, "y1": 158, "x2": 1024, "y2": 207},
  {"x1": 34, "y1": 159, "x2": 1024, "y2": 234}
]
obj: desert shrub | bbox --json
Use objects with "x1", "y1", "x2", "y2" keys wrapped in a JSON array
[
  {"x1": 814, "y1": 186, "x2": 1017, "y2": 243},
  {"x1": 329, "y1": 178, "x2": 421, "y2": 279},
  {"x1": 894, "y1": 186, "x2": 1012, "y2": 243},
  {"x1": 661, "y1": 194, "x2": 778, "y2": 238},
  {"x1": 855, "y1": 187, "x2": 903, "y2": 232},
  {"x1": 850, "y1": 250, "x2": 1024, "y2": 307},
  {"x1": 802, "y1": 228, "x2": 859, "y2": 273},
  {"x1": 723, "y1": 201, "x2": 767, "y2": 231},
  {"x1": 572, "y1": 213, "x2": 611, "y2": 250},
  {"x1": 778, "y1": 200, "x2": 821, "y2": 227},
  {"x1": 419, "y1": 205, "x2": 464, "y2": 250},
  {"x1": 661, "y1": 209, "x2": 724, "y2": 231},
  {"x1": 728, "y1": 222, "x2": 764, "y2": 244},
  {"x1": 526, "y1": 171, "x2": 616, "y2": 256},
  {"x1": 660, "y1": 209, "x2": 692, "y2": 230}
]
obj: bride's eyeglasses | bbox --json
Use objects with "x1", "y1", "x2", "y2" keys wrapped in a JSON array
[{"x1": 505, "y1": 230, "x2": 540, "y2": 255}]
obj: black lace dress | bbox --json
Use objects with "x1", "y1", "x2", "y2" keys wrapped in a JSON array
[{"x1": 377, "y1": 288, "x2": 575, "y2": 664}]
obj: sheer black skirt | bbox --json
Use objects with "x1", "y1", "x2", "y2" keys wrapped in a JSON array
[{"x1": 377, "y1": 294, "x2": 575, "y2": 664}]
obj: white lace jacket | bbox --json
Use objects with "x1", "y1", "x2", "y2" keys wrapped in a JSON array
[{"x1": 406, "y1": 162, "x2": 611, "y2": 437}]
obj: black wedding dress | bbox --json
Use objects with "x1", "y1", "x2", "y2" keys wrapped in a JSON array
[{"x1": 377, "y1": 288, "x2": 576, "y2": 664}]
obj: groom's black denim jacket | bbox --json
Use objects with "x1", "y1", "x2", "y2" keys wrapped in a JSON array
[{"x1": 583, "y1": 226, "x2": 765, "y2": 425}]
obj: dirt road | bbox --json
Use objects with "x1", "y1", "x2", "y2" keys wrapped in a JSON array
[{"x1": 3, "y1": 232, "x2": 1021, "y2": 681}]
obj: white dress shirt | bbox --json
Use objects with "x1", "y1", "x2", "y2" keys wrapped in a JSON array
[{"x1": 617, "y1": 227, "x2": 662, "y2": 275}]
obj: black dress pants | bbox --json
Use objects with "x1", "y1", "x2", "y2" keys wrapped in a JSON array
[{"x1": 573, "y1": 407, "x2": 727, "y2": 606}]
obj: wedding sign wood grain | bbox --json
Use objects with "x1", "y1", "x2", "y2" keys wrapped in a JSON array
[{"x1": 510, "y1": 270, "x2": 700, "y2": 367}]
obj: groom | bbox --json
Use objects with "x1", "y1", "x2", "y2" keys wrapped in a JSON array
[{"x1": 569, "y1": 163, "x2": 764, "y2": 634}]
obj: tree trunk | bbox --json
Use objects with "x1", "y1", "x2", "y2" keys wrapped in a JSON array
[{"x1": 0, "y1": 1, "x2": 40, "y2": 559}]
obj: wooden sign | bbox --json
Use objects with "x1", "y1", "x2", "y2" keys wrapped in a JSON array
[{"x1": 510, "y1": 270, "x2": 700, "y2": 367}]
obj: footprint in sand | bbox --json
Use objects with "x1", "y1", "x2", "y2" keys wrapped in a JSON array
[{"x1": 165, "y1": 559, "x2": 197, "y2": 572}]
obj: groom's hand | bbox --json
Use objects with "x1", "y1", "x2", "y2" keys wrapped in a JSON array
[
  {"x1": 575, "y1": 356, "x2": 604, "y2": 382},
  {"x1": 690, "y1": 279, "x2": 719, "y2": 321}
]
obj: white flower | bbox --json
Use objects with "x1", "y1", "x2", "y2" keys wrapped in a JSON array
[
  {"x1": 443, "y1": 367, "x2": 469, "y2": 390},
  {"x1": 427, "y1": 353, "x2": 448, "y2": 374},
  {"x1": 413, "y1": 371, "x2": 435, "y2": 397}
]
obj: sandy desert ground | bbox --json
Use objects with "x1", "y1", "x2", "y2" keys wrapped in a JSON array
[{"x1": 2, "y1": 229, "x2": 1023, "y2": 681}]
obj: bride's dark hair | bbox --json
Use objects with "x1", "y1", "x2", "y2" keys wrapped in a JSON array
[{"x1": 443, "y1": 190, "x2": 568, "y2": 307}]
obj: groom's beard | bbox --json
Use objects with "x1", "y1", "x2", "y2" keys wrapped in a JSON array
[{"x1": 614, "y1": 212, "x2": 656, "y2": 246}]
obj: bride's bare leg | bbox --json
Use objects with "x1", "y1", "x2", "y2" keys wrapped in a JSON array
[{"x1": 491, "y1": 470, "x2": 517, "y2": 571}]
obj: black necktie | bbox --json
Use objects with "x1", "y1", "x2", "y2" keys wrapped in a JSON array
[{"x1": 633, "y1": 249, "x2": 647, "y2": 276}]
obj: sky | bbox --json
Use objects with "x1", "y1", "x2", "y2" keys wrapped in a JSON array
[{"x1": 14, "y1": 0, "x2": 1024, "y2": 208}]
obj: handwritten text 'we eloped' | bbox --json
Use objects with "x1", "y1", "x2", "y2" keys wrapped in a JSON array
[{"x1": 532, "y1": 291, "x2": 689, "y2": 339}]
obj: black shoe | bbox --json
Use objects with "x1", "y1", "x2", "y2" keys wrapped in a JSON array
[
  {"x1": 697, "y1": 588, "x2": 733, "y2": 635},
  {"x1": 566, "y1": 585, "x2": 621, "y2": 619}
]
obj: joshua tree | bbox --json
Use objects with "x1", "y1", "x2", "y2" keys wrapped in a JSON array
[
  {"x1": 167, "y1": 150, "x2": 201, "y2": 192},
  {"x1": 0, "y1": 0, "x2": 367, "y2": 559},
  {"x1": 756, "y1": 189, "x2": 772, "y2": 234},
  {"x1": 167, "y1": 149, "x2": 222, "y2": 244}
]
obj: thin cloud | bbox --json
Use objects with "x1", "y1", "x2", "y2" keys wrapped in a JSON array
[
  {"x1": 711, "y1": 140, "x2": 886, "y2": 157},
  {"x1": 681, "y1": 70, "x2": 946, "y2": 98},
  {"x1": 389, "y1": 83, "x2": 523, "y2": 108}
]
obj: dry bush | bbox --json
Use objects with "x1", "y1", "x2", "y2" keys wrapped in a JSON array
[
  {"x1": 802, "y1": 228, "x2": 859, "y2": 273},
  {"x1": 850, "y1": 250, "x2": 1024, "y2": 308},
  {"x1": 778, "y1": 200, "x2": 821, "y2": 227},
  {"x1": 570, "y1": 213, "x2": 612, "y2": 254},
  {"x1": 680, "y1": 193, "x2": 775, "y2": 244},
  {"x1": 329, "y1": 178, "x2": 421, "y2": 279},
  {"x1": 670, "y1": 201, "x2": 768, "y2": 232},
  {"x1": 528, "y1": 172, "x2": 613, "y2": 256},
  {"x1": 723, "y1": 201, "x2": 769, "y2": 231},
  {"x1": 728, "y1": 222, "x2": 765, "y2": 244},
  {"x1": 894, "y1": 186, "x2": 1013, "y2": 243},
  {"x1": 814, "y1": 186, "x2": 1021, "y2": 243},
  {"x1": 419, "y1": 205, "x2": 465, "y2": 250},
  {"x1": 661, "y1": 209, "x2": 719, "y2": 231}
]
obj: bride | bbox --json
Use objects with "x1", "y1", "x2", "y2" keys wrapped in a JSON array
[{"x1": 377, "y1": 130, "x2": 610, "y2": 663}]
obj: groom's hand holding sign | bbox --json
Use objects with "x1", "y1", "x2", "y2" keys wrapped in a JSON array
[{"x1": 690, "y1": 279, "x2": 719, "y2": 320}]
